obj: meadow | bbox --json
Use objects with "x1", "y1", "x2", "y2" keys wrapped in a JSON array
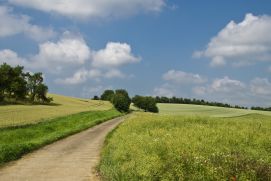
[
  {"x1": 0, "y1": 94, "x2": 112, "y2": 128},
  {"x1": 158, "y1": 103, "x2": 271, "y2": 117},
  {"x1": 99, "y1": 105, "x2": 271, "y2": 180},
  {"x1": 0, "y1": 109, "x2": 122, "y2": 165}
]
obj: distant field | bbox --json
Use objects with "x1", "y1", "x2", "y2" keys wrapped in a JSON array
[
  {"x1": 158, "y1": 103, "x2": 271, "y2": 117},
  {"x1": 0, "y1": 94, "x2": 112, "y2": 128},
  {"x1": 99, "y1": 113, "x2": 271, "y2": 180}
]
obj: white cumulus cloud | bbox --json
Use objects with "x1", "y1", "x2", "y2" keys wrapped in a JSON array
[
  {"x1": 163, "y1": 70, "x2": 207, "y2": 84},
  {"x1": 32, "y1": 33, "x2": 91, "y2": 71},
  {"x1": 92, "y1": 42, "x2": 141, "y2": 68},
  {"x1": 0, "y1": 6, "x2": 55, "y2": 41},
  {"x1": 0, "y1": 49, "x2": 27, "y2": 66},
  {"x1": 210, "y1": 76, "x2": 246, "y2": 93},
  {"x1": 8, "y1": 0, "x2": 166, "y2": 20},
  {"x1": 194, "y1": 13, "x2": 271, "y2": 67},
  {"x1": 56, "y1": 68, "x2": 127, "y2": 85}
]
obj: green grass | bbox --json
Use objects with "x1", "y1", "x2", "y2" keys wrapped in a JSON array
[
  {"x1": 0, "y1": 109, "x2": 122, "y2": 165},
  {"x1": 158, "y1": 103, "x2": 271, "y2": 117},
  {"x1": 99, "y1": 112, "x2": 271, "y2": 181},
  {"x1": 0, "y1": 94, "x2": 113, "y2": 128}
]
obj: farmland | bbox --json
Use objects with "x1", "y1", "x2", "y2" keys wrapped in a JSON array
[
  {"x1": 99, "y1": 105, "x2": 271, "y2": 180},
  {"x1": 158, "y1": 103, "x2": 271, "y2": 117},
  {"x1": 0, "y1": 94, "x2": 112, "y2": 128}
]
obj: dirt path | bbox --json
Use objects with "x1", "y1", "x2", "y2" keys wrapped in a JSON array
[{"x1": 0, "y1": 116, "x2": 126, "y2": 181}]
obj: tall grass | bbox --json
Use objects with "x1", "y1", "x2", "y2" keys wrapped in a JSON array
[
  {"x1": 0, "y1": 109, "x2": 122, "y2": 165},
  {"x1": 99, "y1": 113, "x2": 271, "y2": 180}
]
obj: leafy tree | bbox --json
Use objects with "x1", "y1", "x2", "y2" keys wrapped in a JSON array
[
  {"x1": 9, "y1": 66, "x2": 27, "y2": 100},
  {"x1": 35, "y1": 84, "x2": 51, "y2": 103},
  {"x1": 112, "y1": 93, "x2": 130, "y2": 112},
  {"x1": 0, "y1": 63, "x2": 51, "y2": 104},
  {"x1": 112, "y1": 89, "x2": 131, "y2": 112},
  {"x1": 101, "y1": 90, "x2": 115, "y2": 102},
  {"x1": 0, "y1": 63, "x2": 11, "y2": 101},
  {"x1": 115, "y1": 89, "x2": 131, "y2": 105},
  {"x1": 25, "y1": 72, "x2": 44, "y2": 102},
  {"x1": 132, "y1": 95, "x2": 159, "y2": 113},
  {"x1": 0, "y1": 63, "x2": 27, "y2": 100}
]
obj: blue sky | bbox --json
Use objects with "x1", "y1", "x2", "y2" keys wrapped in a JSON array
[{"x1": 0, "y1": 0, "x2": 271, "y2": 107}]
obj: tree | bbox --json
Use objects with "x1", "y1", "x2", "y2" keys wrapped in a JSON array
[
  {"x1": 9, "y1": 65, "x2": 27, "y2": 100},
  {"x1": 35, "y1": 84, "x2": 51, "y2": 103},
  {"x1": 0, "y1": 63, "x2": 27, "y2": 100},
  {"x1": 0, "y1": 63, "x2": 11, "y2": 101},
  {"x1": 25, "y1": 72, "x2": 44, "y2": 102},
  {"x1": 115, "y1": 89, "x2": 131, "y2": 105},
  {"x1": 112, "y1": 89, "x2": 131, "y2": 112},
  {"x1": 100, "y1": 90, "x2": 115, "y2": 102},
  {"x1": 112, "y1": 93, "x2": 130, "y2": 112},
  {"x1": 132, "y1": 95, "x2": 159, "y2": 113},
  {"x1": 0, "y1": 63, "x2": 51, "y2": 104}
]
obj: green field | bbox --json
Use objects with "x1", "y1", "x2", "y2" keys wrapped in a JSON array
[
  {"x1": 0, "y1": 109, "x2": 122, "y2": 165},
  {"x1": 158, "y1": 103, "x2": 271, "y2": 117},
  {"x1": 0, "y1": 94, "x2": 112, "y2": 128},
  {"x1": 99, "y1": 105, "x2": 271, "y2": 180}
]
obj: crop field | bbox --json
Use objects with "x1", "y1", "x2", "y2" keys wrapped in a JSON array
[
  {"x1": 0, "y1": 94, "x2": 112, "y2": 128},
  {"x1": 99, "y1": 111, "x2": 271, "y2": 180},
  {"x1": 158, "y1": 103, "x2": 271, "y2": 117}
]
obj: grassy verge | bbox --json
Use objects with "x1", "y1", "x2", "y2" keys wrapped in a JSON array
[
  {"x1": 0, "y1": 109, "x2": 122, "y2": 165},
  {"x1": 99, "y1": 113, "x2": 271, "y2": 180}
]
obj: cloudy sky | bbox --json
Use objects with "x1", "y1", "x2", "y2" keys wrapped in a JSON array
[{"x1": 0, "y1": 0, "x2": 271, "y2": 107}]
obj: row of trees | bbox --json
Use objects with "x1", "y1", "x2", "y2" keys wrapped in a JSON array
[
  {"x1": 98, "y1": 90, "x2": 159, "y2": 113},
  {"x1": 251, "y1": 107, "x2": 271, "y2": 111},
  {"x1": 154, "y1": 96, "x2": 248, "y2": 109},
  {"x1": 100, "y1": 89, "x2": 131, "y2": 112},
  {"x1": 0, "y1": 63, "x2": 52, "y2": 104},
  {"x1": 132, "y1": 95, "x2": 159, "y2": 113}
]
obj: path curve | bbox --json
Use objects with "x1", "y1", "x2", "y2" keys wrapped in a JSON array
[{"x1": 0, "y1": 116, "x2": 126, "y2": 181}]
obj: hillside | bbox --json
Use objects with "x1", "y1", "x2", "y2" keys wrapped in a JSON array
[
  {"x1": 0, "y1": 94, "x2": 113, "y2": 128},
  {"x1": 158, "y1": 103, "x2": 271, "y2": 117}
]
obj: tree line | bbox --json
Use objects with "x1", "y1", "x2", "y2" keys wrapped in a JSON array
[
  {"x1": 0, "y1": 63, "x2": 52, "y2": 104},
  {"x1": 154, "y1": 96, "x2": 248, "y2": 109},
  {"x1": 251, "y1": 106, "x2": 271, "y2": 111}
]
